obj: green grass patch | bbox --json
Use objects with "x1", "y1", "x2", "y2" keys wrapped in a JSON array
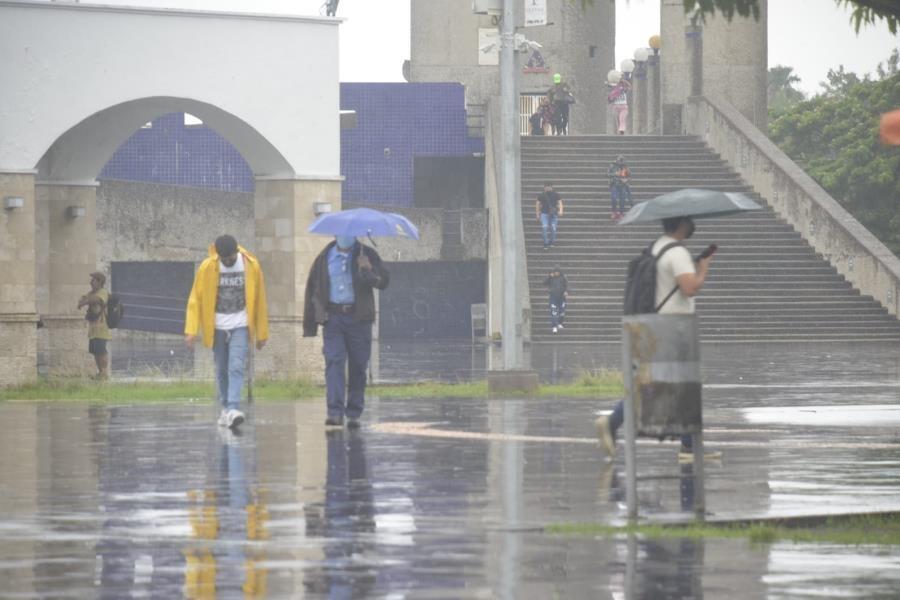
[
  {"x1": 0, "y1": 370, "x2": 624, "y2": 403},
  {"x1": 369, "y1": 381, "x2": 488, "y2": 398},
  {"x1": 547, "y1": 512, "x2": 900, "y2": 546}
]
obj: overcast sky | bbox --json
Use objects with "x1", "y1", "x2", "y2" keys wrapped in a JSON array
[{"x1": 97, "y1": 0, "x2": 898, "y2": 96}]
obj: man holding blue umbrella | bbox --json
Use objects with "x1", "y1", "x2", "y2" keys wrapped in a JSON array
[{"x1": 303, "y1": 233, "x2": 390, "y2": 429}]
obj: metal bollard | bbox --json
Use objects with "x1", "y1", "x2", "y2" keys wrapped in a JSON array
[{"x1": 621, "y1": 314, "x2": 704, "y2": 521}]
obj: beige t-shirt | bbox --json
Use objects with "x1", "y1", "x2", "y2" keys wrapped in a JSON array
[
  {"x1": 87, "y1": 288, "x2": 111, "y2": 340},
  {"x1": 652, "y1": 235, "x2": 696, "y2": 314}
]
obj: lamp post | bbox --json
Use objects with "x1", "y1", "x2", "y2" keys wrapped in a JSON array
[
  {"x1": 647, "y1": 36, "x2": 661, "y2": 134},
  {"x1": 499, "y1": 0, "x2": 522, "y2": 370},
  {"x1": 633, "y1": 47, "x2": 650, "y2": 135}
]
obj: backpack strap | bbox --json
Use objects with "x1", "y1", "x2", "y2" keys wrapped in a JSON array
[{"x1": 653, "y1": 241, "x2": 683, "y2": 313}]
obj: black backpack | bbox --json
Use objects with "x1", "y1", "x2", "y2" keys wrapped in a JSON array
[
  {"x1": 623, "y1": 242, "x2": 682, "y2": 315},
  {"x1": 106, "y1": 293, "x2": 124, "y2": 329}
]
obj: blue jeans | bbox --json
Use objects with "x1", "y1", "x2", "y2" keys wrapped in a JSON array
[
  {"x1": 213, "y1": 327, "x2": 248, "y2": 411},
  {"x1": 609, "y1": 399, "x2": 692, "y2": 450},
  {"x1": 610, "y1": 185, "x2": 632, "y2": 213},
  {"x1": 540, "y1": 213, "x2": 558, "y2": 246},
  {"x1": 323, "y1": 313, "x2": 373, "y2": 420}
]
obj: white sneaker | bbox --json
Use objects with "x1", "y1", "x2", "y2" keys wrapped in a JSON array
[
  {"x1": 226, "y1": 409, "x2": 245, "y2": 429},
  {"x1": 557, "y1": 324, "x2": 564, "y2": 330},
  {"x1": 552, "y1": 327, "x2": 558, "y2": 333},
  {"x1": 217, "y1": 409, "x2": 229, "y2": 427}
]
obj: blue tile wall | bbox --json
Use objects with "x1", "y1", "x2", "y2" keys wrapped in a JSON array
[
  {"x1": 99, "y1": 83, "x2": 483, "y2": 204},
  {"x1": 341, "y1": 83, "x2": 484, "y2": 208},
  {"x1": 100, "y1": 113, "x2": 254, "y2": 192}
]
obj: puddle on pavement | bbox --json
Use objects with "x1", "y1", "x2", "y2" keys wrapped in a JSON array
[{"x1": 2, "y1": 342, "x2": 900, "y2": 597}]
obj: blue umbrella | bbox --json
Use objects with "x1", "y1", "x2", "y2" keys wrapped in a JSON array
[{"x1": 308, "y1": 207, "x2": 420, "y2": 240}]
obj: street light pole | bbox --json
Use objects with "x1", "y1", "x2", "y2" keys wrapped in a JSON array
[{"x1": 499, "y1": 0, "x2": 522, "y2": 369}]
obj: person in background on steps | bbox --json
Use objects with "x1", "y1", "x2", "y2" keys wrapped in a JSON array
[
  {"x1": 536, "y1": 182, "x2": 564, "y2": 250},
  {"x1": 608, "y1": 155, "x2": 632, "y2": 221},
  {"x1": 78, "y1": 271, "x2": 111, "y2": 380},
  {"x1": 539, "y1": 96, "x2": 555, "y2": 136},
  {"x1": 548, "y1": 73, "x2": 574, "y2": 135},
  {"x1": 595, "y1": 216, "x2": 722, "y2": 464},
  {"x1": 544, "y1": 265, "x2": 568, "y2": 334},
  {"x1": 608, "y1": 78, "x2": 631, "y2": 135},
  {"x1": 529, "y1": 106, "x2": 544, "y2": 136}
]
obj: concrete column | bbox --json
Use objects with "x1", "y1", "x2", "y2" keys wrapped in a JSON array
[
  {"x1": 661, "y1": 0, "x2": 768, "y2": 132},
  {"x1": 687, "y1": 24, "x2": 703, "y2": 97},
  {"x1": 253, "y1": 178, "x2": 342, "y2": 383},
  {"x1": 626, "y1": 75, "x2": 634, "y2": 135},
  {"x1": 661, "y1": 0, "x2": 690, "y2": 134},
  {"x1": 0, "y1": 172, "x2": 38, "y2": 387},
  {"x1": 647, "y1": 53, "x2": 661, "y2": 135},
  {"x1": 35, "y1": 183, "x2": 98, "y2": 376},
  {"x1": 633, "y1": 63, "x2": 648, "y2": 135}
]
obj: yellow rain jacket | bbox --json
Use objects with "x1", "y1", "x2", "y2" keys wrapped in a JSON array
[{"x1": 184, "y1": 245, "x2": 269, "y2": 349}]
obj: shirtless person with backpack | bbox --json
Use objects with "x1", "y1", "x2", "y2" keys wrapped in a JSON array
[{"x1": 596, "y1": 216, "x2": 717, "y2": 462}]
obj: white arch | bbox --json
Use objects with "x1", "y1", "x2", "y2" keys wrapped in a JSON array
[
  {"x1": 0, "y1": 1, "x2": 341, "y2": 181},
  {"x1": 36, "y1": 97, "x2": 293, "y2": 183}
]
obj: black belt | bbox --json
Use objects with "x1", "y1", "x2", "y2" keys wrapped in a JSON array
[{"x1": 328, "y1": 302, "x2": 356, "y2": 314}]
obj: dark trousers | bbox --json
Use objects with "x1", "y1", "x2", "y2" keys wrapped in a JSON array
[
  {"x1": 609, "y1": 400, "x2": 692, "y2": 450},
  {"x1": 553, "y1": 103, "x2": 569, "y2": 135},
  {"x1": 549, "y1": 297, "x2": 566, "y2": 327},
  {"x1": 323, "y1": 312, "x2": 373, "y2": 420}
]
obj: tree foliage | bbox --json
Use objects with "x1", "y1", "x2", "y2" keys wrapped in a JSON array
[
  {"x1": 683, "y1": 0, "x2": 899, "y2": 32},
  {"x1": 768, "y1": 51, "x2": 900, "y2": 256},
  {"x1": 768, "y1": 65, "x2": 806, "y2": 114}
]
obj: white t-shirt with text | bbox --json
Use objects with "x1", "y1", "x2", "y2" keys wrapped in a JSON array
[
  {"x1": 215, "y1": 253, "x2": 249, "y2": 330},
  {"x1": 652, "y1": 235, "x2": 696, "y2": 314}
]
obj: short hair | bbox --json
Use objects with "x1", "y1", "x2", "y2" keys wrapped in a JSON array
[
  {"x1": 662, "y1": 216, "x2": 687, "y2": 234},
  {"x1": 90, "y1": 271, "x2": 106, "y2": 286},
  {"x1": 544, "y1": 182, "x2": 553, "y2": 188},
  {"x1": 215, "y1": 234, "x2": 238, "y2": 257}
]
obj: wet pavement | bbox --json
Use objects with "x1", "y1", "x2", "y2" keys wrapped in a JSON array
[{"x1": 2, "y1": 342, "x2": 900, "y2": 598}]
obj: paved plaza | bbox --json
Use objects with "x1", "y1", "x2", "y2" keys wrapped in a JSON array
[{"x1": 1, "y1": 343, "x2": 899, "y2": 597}]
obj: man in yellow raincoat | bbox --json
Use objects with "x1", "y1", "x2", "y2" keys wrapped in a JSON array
[{"x1": 185, "y1": 234, "x2": 269, "y2": 429}]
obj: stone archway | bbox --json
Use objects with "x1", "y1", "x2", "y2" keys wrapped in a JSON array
[{"x1": 0, "y1": 1, "x2": 343, "y2": 385}]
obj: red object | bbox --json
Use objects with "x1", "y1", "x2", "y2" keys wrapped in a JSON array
[{"x1": 879, "y1": 110, "x2": 900, "y2": 145}]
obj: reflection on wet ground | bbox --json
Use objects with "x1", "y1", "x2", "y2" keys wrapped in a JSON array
[{"x1": 2, "y1": 343, "x2": 900, "y2": 598}]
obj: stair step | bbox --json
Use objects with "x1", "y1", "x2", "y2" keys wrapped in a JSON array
[{"x1": 521, "y1": 136, "x2": 899, "y2": 342}]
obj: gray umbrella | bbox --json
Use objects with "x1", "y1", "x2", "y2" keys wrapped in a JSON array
[{"x1": 617, "y1": 188, "x2": 762, "y2": 225}]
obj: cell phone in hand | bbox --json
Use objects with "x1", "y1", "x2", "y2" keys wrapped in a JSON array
[{"x1": 697, "y1": 244, "x2": 718, "y2": 260}]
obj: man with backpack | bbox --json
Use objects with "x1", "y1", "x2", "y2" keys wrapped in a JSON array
[
  {"x1": 548, "y1": 73, "x2": 574, "y2": 135},
  {"x1": 596, "y1": 216, "x2": 717, "y2": 462},
  {"x1": 78, "y1": 271, "x2": 112, "y2": 380}
]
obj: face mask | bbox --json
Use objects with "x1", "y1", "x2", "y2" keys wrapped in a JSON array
[
  {"x1": 335, "y1": 235, "x2": 356, "y2": 250},
  {"x1": 685, "y1": 219, "x2": 696, "y2": 239}
]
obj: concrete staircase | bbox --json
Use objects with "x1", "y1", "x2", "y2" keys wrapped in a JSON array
[{"x1": 521, "y1": 135, "x2": 900, "y2": 343}]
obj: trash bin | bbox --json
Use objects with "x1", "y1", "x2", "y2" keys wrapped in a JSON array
[{"x1": 622, "y1": 314, "x2": 701, "y2": 437}]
